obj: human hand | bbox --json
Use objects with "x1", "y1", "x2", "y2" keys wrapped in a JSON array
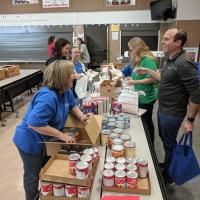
[
  {"x1": 135, "y1": 67, "x2": 149, "y2": 75},
  {"x1": 183, "y1": 120, "x2": 194, "y2": 133},
  {"x1": 59, "y1": 133, "x2": 76, "y2": 143},
  {"x1": 128, "y1": 80, "x2": 138, "y2": 85},
  {"x1": 79, "y1": 113, "x2": 93, "y2": 123},
  {"x1": 74, "y1": 73, "x2": 82, "y2": 80}
]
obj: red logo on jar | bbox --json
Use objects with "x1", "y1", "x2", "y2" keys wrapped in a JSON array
[
  {"x1": 127, "y1": 177, "x2": 137, "y2": 185},
  {"x1": 115, "y1": 177, "x2": 126, "y2": 187},
  {"x1": 66, "y1": 185, "x2": 77, "y2": 194},
  {"x1": 41, "y1": 182, "x2": 53, "y2": 193},
  {"x1": 70, "y1": 160, "x2": 78, "y2": 175}
]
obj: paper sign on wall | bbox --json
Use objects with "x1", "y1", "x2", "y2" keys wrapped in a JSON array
[
  {"x1": 184, "y1": 47, "x2": 199, "y2": 62},
  {"x1": 43, "y1": 0, "x2": 69, "y2": 8},
  {"x1": 13, "y1": 0, "x2": 38, "y2": 4},
  {"x1": 112, "y1": 32, "x2": 119, "y2": 40},
  {"x1": 111, "y1": 24, "x2": 120, "y2": 32}
]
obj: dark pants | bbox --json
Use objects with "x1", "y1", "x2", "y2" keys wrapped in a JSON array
[
  {"x1": 157, "y1": 111, "x2": 184, "y2": 181},
  {"x1": 139, "y1": 100, "x2": 156, "y2": 146},
  {"x1": 18, "y1": 148, "x2": 48, "y2": 200}
]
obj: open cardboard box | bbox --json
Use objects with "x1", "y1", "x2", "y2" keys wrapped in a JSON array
[
  {"x1": 45, "y1": 115, "x2": 102, "y2": 156},
  {"x1": 1, "y1": 65, "x2": 20, "y2": 77},
  {"x1": 100, "y1": 80, "x2": 121, "y2": 101}
]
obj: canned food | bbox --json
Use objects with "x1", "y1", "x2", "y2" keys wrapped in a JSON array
[
  {"x1": 115, "y1": 163, "x2": 126, "y2": 171},
  {"x1": 103, "y1": 169, "x2": 115, "y2": 186},
  {"x1": 40, "y1": 181, "x2": 53, "y2": 196},
  {"x1": 80, "y1": 154, "x2": 93, "y2": 172},
  {"x1": 76, "y1": 161, "x2": 89, "y2": 179},
  {"x1": 127, "y1": 157, "x2": 137, "y2": 165},
  {"x1": 138, "y1": 159, "x2": 148, "y2": 178},
  {"x1": 127, "y1": 171, "x2": 138, "y2": 188},
  {"x1": 112, "y1": 102, "x2": 122, "y2": 115},
  {"x1": 108, "y1": 133, "x2": 119, "y2": 148},
  {"x1": 116, "y1": 157, "x2": 126, "y2": 165},
  {"x1": 83, "y1": 148, "x2": 95, "y2": 161},
  {"x1": 124, "y1": 141, "x2": 136, "y2": 158},
  {"x1": 120, "y1": 134, "x2": 131, "y2": 143},
  {"x1": 106, "y1": 156, "x2": 116, "y2": 164},
  {"x1": 53, "y1": 183, "x2": 65, "y2": 197},
  {"x1": 65, "y1": 184, "x2": 77, "y2": 197},
  {"x1": 126, "y1": 163, "x2": 137, "y2": 172},
  {"x1": 112, "y1": 128, "x2": 124, "y2": 135},
  {"x1": 68, "y1": 128, "x2": 80, "y2": 142},
  {"x1": 111, "y1": 145, "x2": 124, "y2": 158},
  {"x1": 77, "y1": 186, "x2": 90, "y2": 198},
  {"x1": 104, "y1": 162, "x2": 115, "y2": 171},
  {"x1": 115, "y1": 170, "x2": 126, "y2": 187},
  {"x1": 69, "y1": 153, "x2": 80, "y2": 175},
  {"x1": 112, "y1": 138, "x2": 123, "y2": 146},
  {"x1": 108, "y1": 118, "x2": 117, "y2": 123},
  {"x1": 101, "y1": 129, "x2": 110, "y2": 145},
  {"x1": 93, "y1": 147, "x2": 99, "y2": 161},
  {"x1": 107, "y1": 122, "x2": 116, "y2": 129}
]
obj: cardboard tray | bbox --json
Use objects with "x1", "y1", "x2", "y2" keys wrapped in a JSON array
[
  {"x1": 45, "y1": 115, "x2": 102, "y2": 156},
  {"x1": 102, "y1": 174, "x2": 151, "y2": 195},
  {"x1": 40, "y1": 154, "x2": 99, "y2": 187},
  {"x1": 40, "y1": 195, "x2": 88, "y2": 200}
]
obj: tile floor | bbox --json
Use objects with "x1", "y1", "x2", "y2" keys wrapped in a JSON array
[{"x1": 0, "y1": 93, "x2": 200, "y2": 200}]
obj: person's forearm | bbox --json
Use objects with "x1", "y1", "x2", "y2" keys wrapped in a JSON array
[
  {"x1": 136, "y1": 77, "x2": 156, "y2": 85},
  {"x1": 70, "y1": 106, "x2": 83, "y2": 120},
  {"x1": 28, "y1": 125, "x2": 64, "y2": 140},
  {"x1": 148, "y1": 69, "x2": 161, "y2": 81},
  {"x1": 187, "y1": 102, "x2": 200, "y2": 118}
]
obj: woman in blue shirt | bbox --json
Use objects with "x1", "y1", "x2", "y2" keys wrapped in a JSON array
[{"x1": 13, "y1": 60, "x2": 90, "y2": 200}]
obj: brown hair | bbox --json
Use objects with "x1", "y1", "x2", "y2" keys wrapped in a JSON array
[
  {"x1": 43, "y1": 60, "x2": 74, "y2": 94},
  {"x1": 169, "y1": 27, "x2": 187, "y2": 47},
  {"x1": 128, "y1": 37, "x2": 155, "y2": 66}
]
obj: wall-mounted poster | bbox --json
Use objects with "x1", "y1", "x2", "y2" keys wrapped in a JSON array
[
  {"x1": 184, "y1": 47, "x2": 199, "y2": 62},
  {"x1": 106, "y1": 0, "x2": 136, "y2": 6},
  {"x1": 43, "y1": 0, "x2": 70, "y2": 8},
  {"x1": 13, "y1": 0, "x2": 38, "y2": 4}
]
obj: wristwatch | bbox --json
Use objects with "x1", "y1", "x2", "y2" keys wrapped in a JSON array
[{"x1": 187, "y1": 117, "x2": 195, "y2": 123}]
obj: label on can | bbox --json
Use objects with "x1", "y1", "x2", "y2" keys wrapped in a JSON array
[
  {"x1": 111, "y1": 145, "x2": 124, "y2": 158},
  {"x1": 115, "y1": 170, "x2": 126, "y2": 187},
  {"x1": 69, "y1": 153, "x2": 80, "y2": 175},
  {"x1": 76, "y1": 161, "x2": 89, "y2": 179},
  {"x1": 138, "y1": 159, "x2": 148, "y2": 178},
  {"x1": 53, "y1": 183, "x2": 65, "y2": 197},
  {"x1": 103, "y1": 169, "x2": 115, "y2": 187},
  {"x1": 78, "y1": 186, "x2": 90, "y2": 198},
  {"x1": 65, "y1": 185, "x2": 77, "y2": 197},
  {"x1": 40, "y1": 181, "x2": 53, "y2": 196},
  {"x1": 127, "y1": 171, "x2": 138, "y2": 188}
]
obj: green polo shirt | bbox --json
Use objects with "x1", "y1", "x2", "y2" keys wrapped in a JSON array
[{"x1": 131, "y1": 57, "x2": 158, "y2": 104}]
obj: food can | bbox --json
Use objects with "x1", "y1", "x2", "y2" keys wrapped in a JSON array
[
  {"x1": 115, "y1": 170, "x2": 126, "y2": 187},
  {"x1": 77, "y1": 186, "x2": 90, "y2": 198},
  {"x1": 40, "y1": 181, "x2": 53, "y2": 196},
  {"x1": 124, "y1": 141, "x2": 136, "y2": 158},
  {"x1": 83, "y1": 148, "x2": 95, "y2": 161},
  {"x1": 69, "y1": 153, "x2": 80, "y2": 175},
  {"x1": 115, "y1": 163, "x2": 126, "y2": 171},
  {"x1": 120, "y1": 134, "x2": 131, "y2": 143},
  {"x1": 101, "y1": 129, "x2": 110, "y2": 145},
  {"x1": 76, "y1": 161, "x2": 89, "y2": 179},
  {"x1": 112, "y1": 138, "x2": 123, "y2": 146},
  {"x1": 53, "y1": 183, "x2": 65, "y2": 197},
  {"x1": 116, "y1": 157, "x2": 126, "y2": 165},
  {"x1": 65, "y1": 184, "x2": 77, "y2": 197},
  {"x1": 126, "y1": 163, "x2": 137, "y2": 172},
  {"x1": 103, "y1": 169, "x2": 115, "y2": 186},
  {"x1": 111, "y1": 145, "x2": 124, "y2": 158},
  {"x1": 111, "y1": 102, "x2": 122, "y2": 115},
  {"x1": 108, "y1": 133, "x2": 119, "y2": 148},
  {"x1": 112, "y1": 128, "x2": 124, "y2": 135},
  {"x1": 104, "y1": 162, "x2": 115, "y2": 171},
  {"x1": 93, "y1": 147, "x2": 99, "y2": 161},
  {"x1": 127, "y1": 157, "x2": 137, "y2": 165},
  {"x1": 106, "y1": 156, "x2": 116, "y2": 164},
  {"x1": 138, "y1": 159, "x2": 148, "y2": 178},
  {"x1": 80, "y1": 154, "x2": 93, "y2": 172},
  {"x1": 127, "y1": 171, "x2": 138, "y2": 188}
]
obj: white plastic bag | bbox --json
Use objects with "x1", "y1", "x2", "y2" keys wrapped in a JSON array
[{"x1": 75, "y1": 75, "x2": 88, "y2": 99}]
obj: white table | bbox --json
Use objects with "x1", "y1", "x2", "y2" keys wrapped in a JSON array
[{"x1": 92, "y1": 116, "x2": 164, "y2": 200}]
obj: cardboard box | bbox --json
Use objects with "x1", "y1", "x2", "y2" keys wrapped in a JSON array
[
  {"x1": 100, "y1": 80, "x2": 121, "y2": 101},
  {"x1": 1, "y1": 65, "x2": 20, "y2": 77},
  {"x1": 0, "y1": 68, "x2": 6, "y2": 80},
  {"x1": 40, "y1": 154, "x2": 99, "y2": 187},
  {"x1": 45, "y1": 115, "x2": 102, "y2": 156}
]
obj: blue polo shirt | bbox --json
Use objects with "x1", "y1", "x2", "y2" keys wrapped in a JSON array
[
  {"x1": 13, "y1": 86, "x2": 76, "y2": 155},
  {"x1": 74, "y1": 61, "x2": 85, "y2": 74},
  {"x1": 121, "y1": 63, "x2": 133, "y2": 77}
]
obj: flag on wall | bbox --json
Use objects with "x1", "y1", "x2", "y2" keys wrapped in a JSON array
[{"x1": 43, "y1": 0, "x2": 70, "y2": 8}]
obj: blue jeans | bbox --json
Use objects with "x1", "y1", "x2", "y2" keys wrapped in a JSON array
[
  {"x1": 157, "y1": 111, "x2": 184, "y2": 179},
  {"x1": 17, "y1": 148, "x2": 48, "y2": 200}
]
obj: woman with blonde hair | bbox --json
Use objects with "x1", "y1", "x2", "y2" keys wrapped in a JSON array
[
  {"x1": 114, "y1": 37, "x2": 158, "y2": 146},
  {"x1": 13, "y1": 60, "x2": 90, "y2": 200}
]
